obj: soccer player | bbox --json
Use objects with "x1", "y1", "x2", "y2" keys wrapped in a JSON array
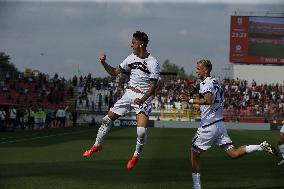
[
  {"x1": 277, "y1": 122, "x2": 284, "y2": 165},
  {"x1": 82, "y1": 31, "x2": 160, "y2": 170},
  {"x1": 179, "y1": 59, "x2": 277, "y2": 189}
]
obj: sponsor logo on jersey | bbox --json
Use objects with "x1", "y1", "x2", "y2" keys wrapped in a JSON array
[{"x1": 129, "y1": 62, "x2": 150, "y2": 74}]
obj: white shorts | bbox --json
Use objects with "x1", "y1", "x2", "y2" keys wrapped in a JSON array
[
  {"x1": 191, "y1": 121, "x2": 233, "y2": 153},
  {"x1": 110, "y1": 89, "x2": 152, "y2": 116},
  {"x1": 280, "y1": 125, "x2": 284, "y2": 133}
]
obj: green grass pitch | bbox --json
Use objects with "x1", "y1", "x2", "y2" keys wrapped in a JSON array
[{"x1": 0, "y1": 126, "x2": 283, "y2": 189}]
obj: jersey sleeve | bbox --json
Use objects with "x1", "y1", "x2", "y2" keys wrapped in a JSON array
[
  {"x1": 119, "y1": 54, "x2": 131, "y2": 71},
  {"x1": 149, "y1": 60, "x2": 160, "y2": 81}
]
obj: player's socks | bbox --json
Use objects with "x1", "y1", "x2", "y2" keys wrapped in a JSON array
[
  {"x1": 277, "y1": 142, "x2": 284, "y2": 165},
  {"x1": 277, "y1": 159, "x2": 284, "y2": 166},
  {"x1": 82, "y1": 115, "x2": 112, "y2": 157},
  {"x1": 278, "y1": 144, "x2": 284, "y2": 159},
  {"x1": 94, "y1": 115, "x2": 112, "y2": 146},
  {"x1": 192, "y1": 172, "x2": 201, "y2": 189},
  {"x1": 245, "y1": 145, "x2": 262, "y2": 153},
  {"x1": 126, "y1": 127, "x2": 147, "y2": 170},
  {"x1": 134, "y1": 127, "x2": 147, "y2": 157}
]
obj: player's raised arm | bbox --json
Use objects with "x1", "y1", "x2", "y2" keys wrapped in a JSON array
[{"x1": 99, "y1": 52, "x2": 122, "y2": 77}]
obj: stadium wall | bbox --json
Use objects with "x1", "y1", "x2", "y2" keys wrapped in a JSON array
[
  {"x1": 233, "y1": 64, "x2": 284, "y2": 84},
  {"x1": 154, "y1": 120, "x2": 270, "y2": 130},
  {"x1": 78, "y1": 114, "x2": 270, "y2": 130}
]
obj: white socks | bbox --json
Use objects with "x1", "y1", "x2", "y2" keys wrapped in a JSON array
[
  {"x1": 245, "y1": 145, "x2": 262, "y2": 153},
  {"x1": 278, "y1": 144, "x2": 284, "y2": 159},
  {"x1": 94, "y1": 118, "x2": 148, "y2": 158},
  {"x1": 134, "y1": 127, "x2": 147, "y2": 157},
  {"x1": 95, "y1": 115, "x2": 112, "y2": 146},
  {"x1": 192, "y1": 172, "x2": 201, "y2": 189}
]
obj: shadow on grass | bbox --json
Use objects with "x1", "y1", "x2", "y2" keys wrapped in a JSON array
[
  {"x1": 0, "y1": 158, "x2": 190, "y2": 184},
  {"x1": 1, "y1": 157, "x2": 283, "y2": 187},
  {"x1": 0, "y1": 126, "x2": 137, "y2": 148}
]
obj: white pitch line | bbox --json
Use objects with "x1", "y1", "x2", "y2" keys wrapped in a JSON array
[
  {"x1": 0, "y1": 133, "x2": 43, "y2": 140},
  {"x1": 0, "y1": 129, "x2": 92, "y2": 144}
]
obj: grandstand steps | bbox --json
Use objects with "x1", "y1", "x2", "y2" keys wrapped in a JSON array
[{"x1": 67, "y1": 86, "x2": 79, "y2": 111}]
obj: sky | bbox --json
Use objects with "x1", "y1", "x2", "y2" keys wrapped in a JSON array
[{"x1": 0, "y1": 0, "x2": 284, "y2": 79}]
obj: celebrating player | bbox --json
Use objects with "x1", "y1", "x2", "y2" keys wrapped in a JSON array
[
  {"x1": 179, "y1": 59, "x2": 277, "y2": 189},
  {"x1": 277, "y1": 122, "x2": 284, "y2": 165},
  {"x1": 82, "y1": 31, "x2": 160, "y2": 170}
]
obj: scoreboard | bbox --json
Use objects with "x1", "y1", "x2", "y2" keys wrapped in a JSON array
[{"x1": 230, "y1": 16, "x2": 284, "y2": 65}]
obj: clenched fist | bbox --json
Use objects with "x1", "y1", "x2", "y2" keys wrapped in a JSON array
[{"x1": 99, "y1": 52, "x2": 106, "y2": 63}]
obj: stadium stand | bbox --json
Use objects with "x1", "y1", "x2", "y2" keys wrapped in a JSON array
[
  {"x1": 0, "y1": 70, "x2": 283, "y2": 130},
  {"x1": 0, "y1": 73, "x2": 69, "y2": 109}
]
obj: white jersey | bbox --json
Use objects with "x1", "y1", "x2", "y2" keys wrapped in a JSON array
[
  {"x1": 119, "y1": 53, "x2": 160, "y2": 93},
  {"x1": 199, "y1": 77, "x2": 224, "y2": 127}
]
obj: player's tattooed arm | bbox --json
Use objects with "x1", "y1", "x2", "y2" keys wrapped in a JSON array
[
  {"x1": 134, "y1": 80, "x2": 157, "y2": 105},
  {"x1": 179, "y1": 92, "x2": 212, "y2": 105}
]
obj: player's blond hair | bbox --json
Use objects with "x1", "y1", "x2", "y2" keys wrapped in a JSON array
[{"x1": 197, "y1": 59, "x2": 212, "y2": 72}]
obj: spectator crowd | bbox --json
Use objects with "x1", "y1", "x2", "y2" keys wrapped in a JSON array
[{"x1": 75, "y1": 74, "x2": 284, "y2": 122}]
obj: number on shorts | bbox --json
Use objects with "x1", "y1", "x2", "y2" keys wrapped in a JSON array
[{"x1": 139, "y1": 103, "x2": 150, "y2": 114}]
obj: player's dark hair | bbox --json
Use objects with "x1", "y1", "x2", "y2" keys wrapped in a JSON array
[
  {"x1": 198, "y1": 59, "x2": 212, "y2": 73},
  {"x1": 133, "y1": 31, "x2": 149, "y2": 47}
]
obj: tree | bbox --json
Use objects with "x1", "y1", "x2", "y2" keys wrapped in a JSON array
[
  {"x1": 161, "y1": 59, "x2": 195, "y2": 79},
  {"x1": 0, "y1": 52, "x2": 19, "y2": 79}
]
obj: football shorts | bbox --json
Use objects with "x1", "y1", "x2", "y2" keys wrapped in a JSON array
[
  {"x1": 110, "y1": 89, "x2": 152, "y2": 116},
  {"x1": 192, "y1": 121, "x2": 233, "y2": 153}
]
